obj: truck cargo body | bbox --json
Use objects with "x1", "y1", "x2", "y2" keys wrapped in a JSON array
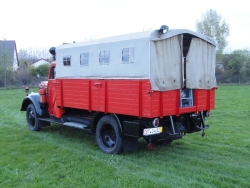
[{"x1": 50, "y1": 78, "x2": 215, "y2": 118}]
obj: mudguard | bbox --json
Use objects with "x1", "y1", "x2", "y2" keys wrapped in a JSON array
[
  {"x1": 20, "y1": 93, "x2": 42, "y2": 116},
  {"x1": 90, "y1": 112, "x2": 124, "y2": 137}
]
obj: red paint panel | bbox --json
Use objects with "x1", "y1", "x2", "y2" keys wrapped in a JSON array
[
  {"x1": 91, "y1": 80, "x2": 106, "y2": 112},
  {"x1": 59, "y1": 79, "x2": 90, "y2": 109},
  {"x1": 54, "y1": 78, "x2": 216, "y2": 118},
  {"x1": 141, "y1": 81, "x2": 159, "y2": 117},
  {"x1": 141, "y1": 81, "x2": 178, "y2": 118},
  {"x1": 196, "y1": 89, "x2": 208, "y2": 111},
  {"x1": 179, "y1": 106, "x2": 196, "y2": 114},
  {"x1": 208, "y1": 89, "x2": 215, "y2": 110},
  {"x1": 55, "y1": 80, "x2": 62, "y2": 106},
  {"x1": 107, "y1": 80, "x2": 140, "y2": 116},
  {"x1": 162, "y1": 90, "x2": 178, "y2": 116},
  {"x1": 194, "y1": 89, "x2": 216, "y2": 112}
]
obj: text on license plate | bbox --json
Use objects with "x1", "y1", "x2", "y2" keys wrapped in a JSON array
[{"x1": 143, "y1": 127, "x2": 163, "y2": 136}]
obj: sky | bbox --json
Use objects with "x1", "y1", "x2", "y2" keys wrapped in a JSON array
[{"x1": 1, "y1": 0, "x2": 249, "y2": 52}]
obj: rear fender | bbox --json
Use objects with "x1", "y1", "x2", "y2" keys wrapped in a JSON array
[
  {"x1": 90, "y1": 112, "x2": 123, "y2": 137},
  {"x1": 20, "y1": 93, "x2": 42, "y2": 116}
]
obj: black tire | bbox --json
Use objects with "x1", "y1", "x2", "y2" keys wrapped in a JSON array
[
  {"x1": 96, "y1": 115, "x2": 123, "y2": 154},
  {"x1": 26, "y1": 103, "x2": 41, "y2": 131}
]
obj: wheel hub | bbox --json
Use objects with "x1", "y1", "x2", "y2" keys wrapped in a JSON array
[
  {"x1": 102, "y1": 125, "x2": 116, "y2": 148},
  {"x1": 28, "y1": 111, "x2": 35, "y2": 126}
]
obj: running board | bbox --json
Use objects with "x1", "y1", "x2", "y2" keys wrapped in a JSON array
[
  {"x1": 38, "y1": 117, "x2": 62, "y2": 124},
  {"x1": 63, "y1": 122, "x2": 90, "y2": 129},
  {"x1": 38, "y1": 117, "x2": 90, "y2": 130}
]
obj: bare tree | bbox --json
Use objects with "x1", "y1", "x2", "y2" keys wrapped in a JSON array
[
  {"x1": 18, "y1": 47, "x2": 52, "y2": 65},
  {"x1": 196, "y1": 9, "x2": 230, "y2": 55},
  {"x1": 26, "y1": 47, "x2": 51, "y2": 60}
]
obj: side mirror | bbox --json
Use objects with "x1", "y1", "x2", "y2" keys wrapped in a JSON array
[
  {"x1": 49, "y1": 47, "x2": 56, "y2": 55},
  {"x1": 49, "y1": 47, "x2": 56, "y2": 60}
]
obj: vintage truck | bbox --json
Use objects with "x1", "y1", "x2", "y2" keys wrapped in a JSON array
[{"x1": 21, "y1": 25, "x2": 217, "y2": 154}]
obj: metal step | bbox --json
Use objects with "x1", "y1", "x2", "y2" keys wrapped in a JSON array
[
  {"x1": 195, "y1": 124, "x2": 209, "y2": 130},
  {"x1": 62, "y1": 122, "x2": 90, "y2": 129},
  {"x1": 38, "y1": 117, "x2": 62, "y2": 124},
  {"x1": 38, "y1": 117, "x2": 90, "y2": 130}
]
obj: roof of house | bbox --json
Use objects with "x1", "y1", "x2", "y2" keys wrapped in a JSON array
[
  {"x1": 0, "y1": 40, "x2": 19, "y2": 66},
  {"x1": 32, "y1": 58, "x2": 50, "y2": 64}
]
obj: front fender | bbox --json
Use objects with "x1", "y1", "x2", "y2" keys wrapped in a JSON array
[{"x1": 20, "y1": 93, "x2": 42, "y2": 116}]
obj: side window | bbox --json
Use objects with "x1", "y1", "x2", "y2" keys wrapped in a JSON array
[
  {"x1": 80, "y1": 53, "x2": 89, "y2": 65},
  {"x1": 122, "y1": 48, "x2": 134, "y2": 63},
  {"x1": 99, "y1": 50, "x2": 110, "y2": 64},
  {"x1": 63, "y1": 55, "x2": 71, "y2": 66}
]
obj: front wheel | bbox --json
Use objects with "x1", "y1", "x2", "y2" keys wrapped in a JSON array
[
  {"x1": 26, "y1": 103, "x2": 41, "y2": 131},
  {"x1": 96, "y1": 115, "x2": 123, "y2": 154}
]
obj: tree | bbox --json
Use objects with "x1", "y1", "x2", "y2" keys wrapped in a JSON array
[
  {"x1": 0, "y1": 39, "x2": 13, "y2": 88},
  {"x1": 36, "y1": 64, "x2": 50, "y2": 77},
  {"x1": 30, "y1": 64, "x2": 50, "y2": 78},
  {"x1": 26, "y1": 47, "x2": 51, "y2": 60},
  {"x1": 18, "y1": 47, "x2": 52, "y2": 66},
  {"x1": 242, "y1": 50, "x2": 250, "y2": 82},
  {"x1": 223, "y1": 50, "x2": 248, "y2": 83},
  {"x1": 196, "y1": 9, "x2": 230, "y2": 55},
  {"x1": 18, "y1": 49, "x2": 34, "y2": 66}
]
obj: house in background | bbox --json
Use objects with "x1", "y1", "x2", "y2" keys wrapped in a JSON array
[
  {"x1": 31, "y1": 58, "x2": 50, "y2": 67},
  {"x1": 0, "y1": 40, "x2": 19, "y2": 70}
]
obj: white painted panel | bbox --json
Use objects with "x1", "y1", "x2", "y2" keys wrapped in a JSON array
[{"x1": 56, "y1": 38, "x2": 150, "y2": 79}]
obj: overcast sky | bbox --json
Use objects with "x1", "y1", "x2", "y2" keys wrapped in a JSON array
[{"x1": 1, "y1": 0, "x2": 249, "y2": 52}]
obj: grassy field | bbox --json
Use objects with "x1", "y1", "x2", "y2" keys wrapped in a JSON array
[{"x1": 0, "y1": 85, "x2": 249, "y2": 188}]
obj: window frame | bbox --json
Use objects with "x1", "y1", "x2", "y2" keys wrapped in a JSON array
[
  {"x1": 99, "y1": 50, "x2": 110, "y2": 64},
  {"x1": 63, "y1": 55, "x2": 71, "y2": 66},
  {"x1": 122, "y1": 47, "x2": 134, "y2": 63},
  {"x1": 80, "y1": 53, "x2": 89, "y2": 66}
]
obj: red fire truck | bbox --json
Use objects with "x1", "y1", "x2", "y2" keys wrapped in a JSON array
[{"x1": 21, "y1": 25, "x2": 217, "y2": 154}]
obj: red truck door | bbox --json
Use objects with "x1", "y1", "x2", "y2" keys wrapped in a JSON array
[
  {"x1": 47, "y1": 65, "x2": 64, "y2": 118},
  {"x1": 91, "y1": 80, "x2": 106, "y2": 112}
]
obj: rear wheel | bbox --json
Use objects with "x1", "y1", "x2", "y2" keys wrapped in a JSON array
[
  {"x1": 26, "y1": 103, "x2": 41, "y2": 131},
  {"x1": 96, "y1": 115, "x2": 123, "y2": 154}
]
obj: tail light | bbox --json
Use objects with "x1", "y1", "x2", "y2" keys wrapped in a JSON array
[{"x1": 152, "y1": 118, "x2": 159, "y2": 127}]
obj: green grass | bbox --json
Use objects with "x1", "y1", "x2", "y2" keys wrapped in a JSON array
[{"x1": 0, "y1": 86, "x2": 249, "y2": 188}]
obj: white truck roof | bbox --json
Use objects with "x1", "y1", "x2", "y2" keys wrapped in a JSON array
[{"x1": 55, "y1": 29, "x2": 216, "y2": 91}]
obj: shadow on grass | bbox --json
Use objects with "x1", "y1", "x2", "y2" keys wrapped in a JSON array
[
  {"x1": 38, "y1": 123, "x2": 197, "y2": 156},
  {"x1": 40, "y1": 123, "x2": 95, "y2": 142}
]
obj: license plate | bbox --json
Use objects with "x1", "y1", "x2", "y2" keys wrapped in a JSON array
[{"x1": 143, "y1": 127, "x2": 163, "y2": 136}]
